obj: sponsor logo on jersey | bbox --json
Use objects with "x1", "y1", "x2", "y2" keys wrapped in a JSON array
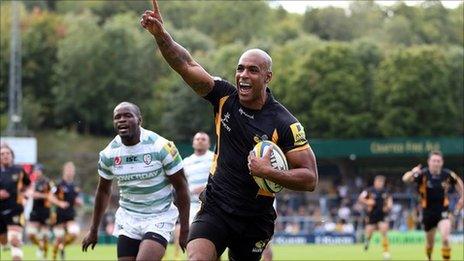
[
  {"x1": 165, "y1": 142, "x2": 178, "y2": 157},
  {"x1": 290, "y1": 122, "x2": 306, "y2": 146},
  {"x1": 114, "y1": 156, "x2": 122, "y2": 165},
  {"x1": 221, "y1": 112, "x2": 232, "y2": 132},
  {"x1": 238, "y1": 108, "x2": 254, "y2": 119}
]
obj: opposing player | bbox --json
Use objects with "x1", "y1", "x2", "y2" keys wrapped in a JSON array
[
  {"x1": 27, "y1": 164, "x2": 68, "y2": 259},
  {"x1": 403, "y1": 151, "x2": 463, "y2": 261},
  {"x1": 82, "y1": 102, "x2": 190, "y2": 261},
  {"x1": 358, "y1": 175, "x2": 392, "y2": 260},
  {"x1": 51, "y1": 161, "x2": 83, "y2": 260},
  {"x1": 141, "y1": 2, "x2": 318, "y2": 260},
  {"x1": 0, "y1": 144, "x2": 31, "y2": 260},
  {"x1": 174, "y1": 132, "x2": 213, "y2": 259}
]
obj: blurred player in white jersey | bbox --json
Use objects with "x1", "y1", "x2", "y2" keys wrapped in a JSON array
[
  {"x1": 174, "y1": 132, "x2": 213, "y2": 259},
  {"x1": 82, "y1": 102, "x2": 190, "y2": 261}
]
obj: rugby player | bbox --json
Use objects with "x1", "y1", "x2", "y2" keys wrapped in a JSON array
[
  {"x1": 141, "y1": 1, "x2": 318, "y2": 260},
  {"x1": 82, "y1": 102, "x2": 190, "y2": 261},
  {"x1": 0, "y1": 144, "x2": 31, "y2": 261},
  {"x1": 403, "y1": 151, "x2": 463, "y2": 261},
  {"x1": 27, "y1": 164, "x2": 68, "y2": 259},
  {"x1": 174, "y1": 132, "x2": 213, "y2": 259},
  {"x1": 51, "y1": 161, "x2": 82, "y2": 260},
  {"x1": 358, "y1": 175, "x2": 392, "y2": 260}
]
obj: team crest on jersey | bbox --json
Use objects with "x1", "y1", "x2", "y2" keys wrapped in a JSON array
[
  {"x1": 114, "y1": 156, "x2": 122, "y2": 165},
  {"x1": 143, "y1": 153, "x2": 152, "y2": 165},
  {"x1": 252, "y1": 240, "x2": 267, "y2": 253}
]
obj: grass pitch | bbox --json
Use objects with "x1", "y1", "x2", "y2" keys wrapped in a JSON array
[{"x1": 1, "y1": 243, "x2": 463, "y2": 260}]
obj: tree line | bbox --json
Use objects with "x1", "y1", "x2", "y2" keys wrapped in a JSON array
[{"x1": 1, "y1": 0, "x2": 462, "y2": 141}]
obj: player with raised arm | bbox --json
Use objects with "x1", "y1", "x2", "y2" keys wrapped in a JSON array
[
  {"x1": 82, "y1": 102, "x2": 190, "y2": 261},
  {"x1": 403, "y1": 151, "x2": 463, "y2": 261},
  {"x1": 141, "y1": 2, "x2": 318, "y2": 260},
  {"x1": 0, "y1": 144, "x2": 31, "y2": 261},
  {"x1": 358, "y1": 175, "x2": 393, "y2": 260}
]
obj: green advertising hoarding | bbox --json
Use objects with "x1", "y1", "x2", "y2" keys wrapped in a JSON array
[{"x1": 309, "y1": 137, "x2": 463, "y2": 159}]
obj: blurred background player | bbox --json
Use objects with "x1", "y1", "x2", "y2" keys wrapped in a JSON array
[
  {"x1": 82, "y1": 102, "x2": 190, "y2": 261},
  {"x1": 27, "y1": 164, "x2": 68, "y2": 260},
  {"x1": 403, "y1": 151, "x2": 463, "y2": 261},
  {"x1": 174, "y1": 132, "x2": 213, "y2": 259},
  {"x1": 358, "y1": 175, "x2": 392, "y2": 260},
  {"x1": 52, "y1": 161, "x2": 83, "y2": 260},
  {"x1": 0, "y1": 143, "x2": 31, "y2": 261}
]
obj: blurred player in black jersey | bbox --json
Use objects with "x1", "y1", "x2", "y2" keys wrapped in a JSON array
[
  {"x1": 0, "y1": 144, "x2": 31, "y2": 260},
  {"x1": 358, "y1": 175, "x2": 392, "y2": 260},
  {"x1": 27, "y1": 164, "x2": 68, "y2": 259},
  {"x1": 141, "y1": 1, "x2": 318, "y2": 260},
  {"x1": 52, "y1": 161, "x2": 83, "y2": 260},
  {"x1": 403, "y1": 151, "x2": 463, "y2": 261}
]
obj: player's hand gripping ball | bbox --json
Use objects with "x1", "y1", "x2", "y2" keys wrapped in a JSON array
[{"x1": 251, "y1": 141, "x2": 288, "y2": 193}]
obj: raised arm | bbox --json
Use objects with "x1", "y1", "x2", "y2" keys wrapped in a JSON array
[
  {"x1": 249, "y1": 146, "x2": 318, "y2": 191},
  {"x1": 402, "y1": 164, "x2": 422, "y2": 183},
  {"x1": 140, "y1": 0, "x2": 214, "y2": 96}
]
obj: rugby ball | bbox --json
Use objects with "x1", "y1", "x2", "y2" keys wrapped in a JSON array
[{"x1": 252, "y1": 141, "x2": 288, "y2": 193}]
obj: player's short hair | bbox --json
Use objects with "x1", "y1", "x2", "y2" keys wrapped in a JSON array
[
  {"x1": 374, "y1": 175, "x2": 385, "y2": 182},
  {"x1": 0, "y1": 143, "x2": 15, "y2": 159},
  {"x1": 428, "y1": 150, "x2": 443, "y2": 159},
  {"x1": 114, "y1": 102, "x2": 142, "y2": 121}
]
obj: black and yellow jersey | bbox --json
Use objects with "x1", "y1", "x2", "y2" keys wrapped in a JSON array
[
  {"x1": 202, "y1": 79, "x2": 309, "y2": 217},
  {"x1": 361, "y1": 187, "x2": 390, "y2": 215},
  {"x1": 53, "y1": 180, "x2": 80, "y2": 219},
  {"x1": 414, "y1": 167, "x2": 458, "y2": 211},
  {"x1": 0, "y1": 165, "x2": 30, "y2": 214},
  {"x1": 32, "y1": 177, "x2": 53, "y2": 212}
]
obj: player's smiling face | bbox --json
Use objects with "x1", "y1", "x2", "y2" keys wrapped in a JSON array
[
  {"x1": 113, "y1": 105, "x2": 140, "y2": 141},
  {"x1": 235, "y1": 52, "x2": 272, "y2": 109}
]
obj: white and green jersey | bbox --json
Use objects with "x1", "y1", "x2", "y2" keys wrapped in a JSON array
[{"x1": 98, "y1": 127, "x2": 183, "y2": 217}]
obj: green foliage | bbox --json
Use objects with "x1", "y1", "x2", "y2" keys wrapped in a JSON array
[
  {"x1": 53, "y1": 12, "x2": 159, "y2": 134},
  {"x1": 375, "y1": 46, "x2": 456, "y2": 137}
]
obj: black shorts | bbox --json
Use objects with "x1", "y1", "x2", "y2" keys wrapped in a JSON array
[
  {"x1": 30, "y1": 209, "x2": 51, "y2": 225},
  {"x1": 117, "y1": 233, "x2": 168, "y2": 258},
  {"x1": 56, "y1": 215, "x2": 74, "y2": 225},
  {"x1": 0, "y1": 208, "x2": 23, "y2": 228},
  {"x1": 366, "y1": 211, "x2": 387, "y2": 225},
  {"x1": 188, "y1": 203, "x2": 275, "y2": 261},
  {"x1": 0, "y1": 215, "x2": 6, "y2": 234},
  {"x1": 422, "y1": 210, "x2": 450, "y2": 232}
]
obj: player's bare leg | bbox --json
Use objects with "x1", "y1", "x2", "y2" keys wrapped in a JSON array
[
  {"x1": 364, "y1": 224, "x2": 375, "y2": 251},
  {"x1": 8, "y1": 225, "x2": 24, "y2": 261},
  {"x1": 52, "y1": 224, "x2": 65, "y2": 260},
  {"x1": 136, "y1": 239, "x2": 166, "y2": 261},
  {"x1": 425, "y1": 228, "x2": 436, "y2": 261},
  {"x1": 187, "y1": 238, "x2": 217, "y2": 261},
  {"x1": 27, "y1": 222, "x2": 46, "y2": 258},
  {"x1": 378, "y1": 222, "x2": 390, "y2": 260},
  {"x1": 438, "y1": 219, "x2": 451, "y2": 261}
]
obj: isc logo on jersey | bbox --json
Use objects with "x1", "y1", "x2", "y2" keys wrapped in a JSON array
[{"x1": 252, "y1": 140, "x2": 288, "y2": 193}]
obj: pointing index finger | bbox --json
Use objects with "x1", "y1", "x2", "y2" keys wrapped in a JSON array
[{"x1": 152, "y1": 0, "x2": 160, "y2": 12}]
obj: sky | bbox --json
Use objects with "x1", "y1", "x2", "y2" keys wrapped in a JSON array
[{"x1": 274, "y1": 0, "x2": 463, "y2": 14}]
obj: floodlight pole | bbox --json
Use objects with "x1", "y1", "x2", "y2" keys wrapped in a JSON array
[{"x1": 7, "y1": 0, "x2": 23, "y2": 136}]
